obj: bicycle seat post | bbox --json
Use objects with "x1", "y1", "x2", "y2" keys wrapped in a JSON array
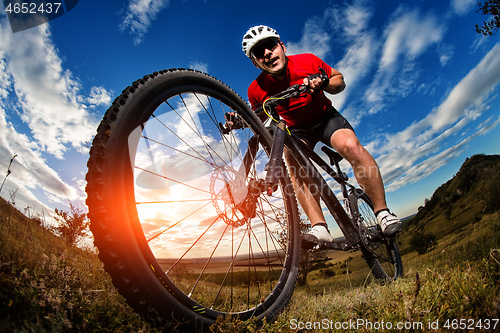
[{"x1": 321, "y1": 146, "x2": 347, "y2": 179}]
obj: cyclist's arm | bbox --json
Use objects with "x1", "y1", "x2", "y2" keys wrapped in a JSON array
[
  {"x1": 324, "y1": 68, "x2": 346, "y2": 95},
  {"x1": 303, "y1": 67, "x2": 346, "y2": 95},
  {"x1": 224, "y1": 103, "x2": 268, "y2": 128}
]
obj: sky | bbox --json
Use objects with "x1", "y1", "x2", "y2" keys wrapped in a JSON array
[{"x1": 0, "y1": 0, "x2": 499, "y2": 225}]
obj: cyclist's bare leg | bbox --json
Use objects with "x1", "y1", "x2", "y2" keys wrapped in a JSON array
[
  {"x1": 329, "y1": 129, "x2": 387, "y2": 213},
  {"x1": 284, "y1": 149, "x2": 326, "y2": 225}
]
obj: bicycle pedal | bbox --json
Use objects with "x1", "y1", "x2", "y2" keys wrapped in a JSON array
[
  {"x1": 300, "y1": 236, "x2": 320, "y2": 251},
  {"x1": 321, "y1": 240, "x2": 352, "y2": 251}
]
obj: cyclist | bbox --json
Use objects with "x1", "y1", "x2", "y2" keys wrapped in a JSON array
[{"x1": 239, "y1": 25, "x2": 403, "y2": 246}]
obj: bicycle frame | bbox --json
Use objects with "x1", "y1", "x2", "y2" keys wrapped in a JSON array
[
  {"x1": 86, "y1": 68, "x2": 403, "y2": 330},
  {"x1": 282, "y1": 124, "x2": 362, "y2": 248},
  {"x1": 240, "y1": 118, "x2": 363, "y2": 251},
  {"x1": 217, "y1": 69, "x2": 370, "y2": 250}
]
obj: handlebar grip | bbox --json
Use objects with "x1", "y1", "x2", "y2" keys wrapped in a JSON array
[
  {"x1": 307, "y1": 73, "x2": 322, "y2": 80},
  {"x1": 307, "y1": 68, "x2": 330, "y2": 89}
]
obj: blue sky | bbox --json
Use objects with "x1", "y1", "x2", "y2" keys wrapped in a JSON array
[{"x1": 0, "y1": 0, "x2": 499, "y2": 223}]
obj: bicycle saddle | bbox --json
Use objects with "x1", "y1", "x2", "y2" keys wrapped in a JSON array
[{"x1": 321, "y1": 146, "x2": 343, "y2": 165}]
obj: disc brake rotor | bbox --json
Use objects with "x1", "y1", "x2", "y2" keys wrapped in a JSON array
[{"x1": 210, "y1": 166, "x2": 252, "y2": 227}]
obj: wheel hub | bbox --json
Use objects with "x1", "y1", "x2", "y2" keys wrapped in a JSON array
[{"x1": 210, "y1": 166, "x2": 263, "y2": 227}]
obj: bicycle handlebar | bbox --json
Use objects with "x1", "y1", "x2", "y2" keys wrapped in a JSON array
[
  {"x1": 219, "y1": 67, "x2": 329, "y2": 134},
  {"x1": 256, "y1": 67, "x2": 330, "y2": 112}
]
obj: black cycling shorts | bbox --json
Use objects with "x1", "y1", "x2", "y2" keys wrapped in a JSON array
[{"x1": 288, "y1": 107, "x2": 354, "y2": 148}]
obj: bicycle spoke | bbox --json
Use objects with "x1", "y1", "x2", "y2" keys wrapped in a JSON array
[
  {"x1": 149, "y1": 112, "x2": 213, "y2": 166},
  {"x1": 172, "y1": 95, "x2": 228, "y2": 166},
  {"x1": 198, "y1": 94, "x2": 246, "y2": 166},
  {"x1": 211, "y1": 225, "x2": 249, "y2": 309},
  {"x1": 165, "y1": 214, "x2": 222, "y2": 274},
  {"x1": 197, "y1": 93, "x2": 246, "y2": 168},
  {"x1": 136, "y1": 198, "x2": 210, "y2": 205},
  {"x1": 146, "y1": 201, "x2": 212, "y2": 242},
  {"x1": 88, "y1": 69, "x2": 300, "y2": 326},
  {"x1": 134, "y1": 166, "x2": 210, "y2": 194},
  {"x1": 188, "y1": 223, "x2": 230, "y2": 297},
  {"x1": 140, "y1": 134, "x2": 209, "y2": 166},
  {"x1": 131, "y1": 87, "x2": 296, "y2": 314},
  {"x1": 248, "y1": 223, "x2": 282, "y2": 280}
]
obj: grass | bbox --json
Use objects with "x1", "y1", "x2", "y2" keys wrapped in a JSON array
[
  {"x1": 1, "y1": 195, "x2": 499, "y2": 332},
  {"x1": 0, "y1": 197, "x2": 159, "y2": 332},
  {"x1": 211, "y1": 213, "x2": 500, "y2": 332}
]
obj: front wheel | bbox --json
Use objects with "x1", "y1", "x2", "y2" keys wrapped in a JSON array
[
  {"x1": 349, "y1": 189, "x2": 403, "y2": 281},
  {"x1": 86, "y1": 69, "x2": 301, "y2": 331}
]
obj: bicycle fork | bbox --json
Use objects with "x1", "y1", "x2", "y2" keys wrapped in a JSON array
[
  {"x1": 264, "y1": 120, "x2": 287, "y2": 196},
  {"x1": 225, "y1": 120, "x2": 288, "y2": 221}
]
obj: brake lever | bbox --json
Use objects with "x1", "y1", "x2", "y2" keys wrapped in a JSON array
[
  {"x1": 306, "y1": 67, "x2": 330, "y2": 89},
  {"x1": 319, "y1": 67, "x2": 329, "y2": 86},
  {"x1": 282, "y1": 84, "x2": 308, "y2": 98},
  {"x1": 260, "y1": 76, "x2": 321, "y2": 113},
  {"x1": 219, "y1": 122, "x2": 231, "y2": 134}
]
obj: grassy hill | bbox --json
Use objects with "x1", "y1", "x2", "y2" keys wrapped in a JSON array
[
  {"x1": 407, "y1": 154, "x2": 500, "y2": 234},
  {"x1": 0, "y1": 196, "x2": 159, "y2": 332},
  {"x1": 1, "y1": 154, "x2": 499, "y2": 332}
]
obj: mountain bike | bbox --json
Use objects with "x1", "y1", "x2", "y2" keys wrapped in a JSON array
[{"x1": 85, "y1": 68, "x2": 403, "y2": 331}]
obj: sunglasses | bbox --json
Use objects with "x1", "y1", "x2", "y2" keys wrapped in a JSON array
[{"x1": 251, "y1": 38, "x2": 280, "y2": 58}]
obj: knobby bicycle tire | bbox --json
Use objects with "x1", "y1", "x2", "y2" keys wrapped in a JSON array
[
  {"x1": 349, "y1": 189, "x2": 403, "y2": 281},
  {"x1": 86, "y1": 69, "x2": 301, "y2": 331}
]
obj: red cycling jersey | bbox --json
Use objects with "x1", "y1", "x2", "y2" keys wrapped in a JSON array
[{"x1": 248, "y1": 53, "x2": 333, "y2": 128}]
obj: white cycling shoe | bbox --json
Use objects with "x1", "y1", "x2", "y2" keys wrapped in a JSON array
[
  {"x1": 301, "y1": 223, "x2": 333, "y2": 249},
  {"x1": 377, "y1": 210, "x2": 403, "y2": 236}
]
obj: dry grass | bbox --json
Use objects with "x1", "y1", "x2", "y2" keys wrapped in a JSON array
[
  {"x1": 210, "y1": 213, "x2": 500, "y2": 332},
  {"x1": 1, "y1": 193, "x2": 499, "y2": 332},
  {"x1": 0, "y1": 197, "x2": 159, "y2": 332}
]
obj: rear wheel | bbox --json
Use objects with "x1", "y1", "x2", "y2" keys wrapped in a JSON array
[
  {"x1": 349, "y1": 189, "x2": 403, "y2": 281},
  {"x1": 86, "y1": 69, "x2": 301, "y2": 331}
]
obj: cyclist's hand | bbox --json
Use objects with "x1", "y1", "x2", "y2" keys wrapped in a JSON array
[
  {"x1": 224, "y1": 112, "x2": 245, "y2": 129},
  {"x1": 303, "y1": 72, "x2": 329, "y2": 94},
  {"x1": 303, "y1": 76, "x2": 322, "y2": 94}
]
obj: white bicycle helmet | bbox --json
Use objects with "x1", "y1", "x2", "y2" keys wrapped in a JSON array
[{"x1": 242, "y1": 25, "x2": 280, "y2": 58}]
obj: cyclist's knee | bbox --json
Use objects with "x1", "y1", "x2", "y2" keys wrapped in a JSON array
[{"x1": 331, "y1": 133, "x2": 364, "y2": 161}]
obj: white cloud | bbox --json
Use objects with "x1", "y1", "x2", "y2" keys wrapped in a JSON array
[
  {"x1": 342, "y1": 1, "x2": 372, "y2": 37},
  {"x1": 294, "y1": 4, "x2": 447, "y2": 123},
  {"x1": 438, "y1": 44, "x2": 454, "y2": 66},
  {"x1": 324, "y1": 1, "x2": 377, "y2": 110},
  {"x1": 471, "y1": 34, "x2": 489, "y2": 53},
  {"x1": 0, "y1": 22, "x2": 98, "y2": 159},
  {"x1": 0, "y1": 106, "x2": 76, "y2": 212},
  {"x1": 365, "y1": 8, "x2": 446, "y2": 112},
  {"x1": 285, "y1": 19, "x2": 330, "y2": 59},
  {"x1": 121, "y1": 0, "x2": 170, "y2": 45},
  {"x1": 429, "y1": 43, "x2": 500, "y2": 131},
  {"x1": 451, "y1": 0, "x2": 476, "y2": 16},
  {"x1": 0, "y1": 57, "x2": 9, "y2": 100},
  {"x1": 381, "y1": 10, "x2": 444, "y2": 66},
  {"x1": 189, "y1": 61, "x2": 209, "y2": 73},
  {"x1": 333, "y1": 35, "x2": 377, "y2": 111},
  {"x1": 0, "y1": 19, "x2": 106, "y2": 214},
  {"x1": 376, "y1": 43, "x2": 500, "y2": 191},
  {"x1": 282, "y1": 2, "x2": 377, "y2": 113},
  {"x1": 384, "y1": 138, "x2": 469, "y2": 192},
  {"x1": 86, "y1": 86, "x2": 112, "y2": 108}
]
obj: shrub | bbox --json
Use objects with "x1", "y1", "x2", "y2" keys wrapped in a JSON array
[{"x1": 409, "y1": 231, "x2": 437, "y2": 254}]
